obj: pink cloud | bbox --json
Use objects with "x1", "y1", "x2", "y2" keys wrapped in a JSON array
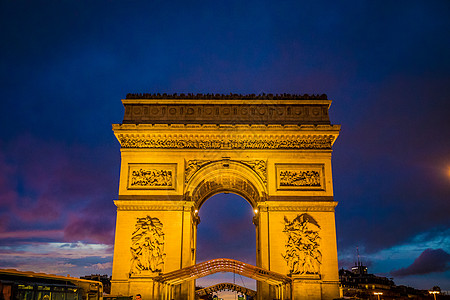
[
  {"x1": 64, "y1": 212, "x2": 115, "y2": 245},
  {"x1": 0, "y1": 136, "x2": 117, "y2": 237},
  {"x1": 0, "y1": 229, "x2": 64, "y2": 239}
]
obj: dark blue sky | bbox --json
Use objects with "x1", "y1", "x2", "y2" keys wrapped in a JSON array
[{"x1": 0, "y1": 0, "x2": 449, "y2": 291}]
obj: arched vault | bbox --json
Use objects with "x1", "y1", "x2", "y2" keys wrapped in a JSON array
[
  {"x1": 184, "y1": 159, "x2": 268, "y2": 209},
  {"x1": 154, "y1": 258, "x2": 291, "y2": 286}
]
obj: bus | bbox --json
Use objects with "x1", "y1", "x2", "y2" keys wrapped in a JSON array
[{"x1": 0, "y1": 269, "x2": 103, "y2": 300}]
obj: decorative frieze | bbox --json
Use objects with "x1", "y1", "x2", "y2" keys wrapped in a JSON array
[
  {"x1": 276, "y1": 164, "x2": 325, "y2": 190},
  {"x1": 282, "y1": 214, "x2": 322, "y2": 275},
  {"x1": 128, "y1": 164, "x2": 176, "y2": 190},
  {"x1": 121, "y1": 97, "x2": 331, "y2": 124},
  {"x1": 130, "y1": 216, "x2": 166, "y2": 275},
  {"x1": 118, "y1": 135, "x2": 334, "y2": 150}
]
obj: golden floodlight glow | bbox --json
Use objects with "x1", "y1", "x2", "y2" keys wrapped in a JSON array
[
  {"x1": 429, "y1": 290, "x2": 440, "y2": 300},
  {"x1": 254, "y1": 209, "x2": 258, "y2": 214},
  {"x1": 194, "y1": 209, "x2": 198, "y2": 214}
]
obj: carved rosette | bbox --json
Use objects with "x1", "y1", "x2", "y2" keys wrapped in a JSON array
[
  {"x1": 282, "y1": 214, "x2": 322, "y2": 276},
  {"x1": 130, "y1": 216, "x2": 166, "y2": 275}
]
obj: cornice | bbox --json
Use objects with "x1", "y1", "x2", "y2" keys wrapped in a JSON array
[
  {"x1": 125, "y1": 93, "x2": 328, "y2": 100},
  {"x1": 114, "y1": 200, "x2": 193, "y2": 211},
  {"x1": 112, "y1": 124, "x2": 340, "y2": 150},
  {"x1": 265, "y1": 201, "x2": 338, "y2": 212},
  {"x1": 112, "y1": 123, "x2": 341, "y2": 132}
]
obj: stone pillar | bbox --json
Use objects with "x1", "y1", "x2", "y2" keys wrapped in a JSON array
[{"x1": 256, "y1": 204, "x2": 270, "y2": 300}]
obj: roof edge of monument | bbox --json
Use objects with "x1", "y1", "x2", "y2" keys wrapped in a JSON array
[{"x1": 125, "y1": 93, "x2": 328, "y2": 100}]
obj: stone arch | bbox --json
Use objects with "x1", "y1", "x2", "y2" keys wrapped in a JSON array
[
  {"x1": 196, "y1": 283, "x2": 257, "y2": 298},
  {"x1": 184, "y1": 159, "x2": 267, "y2": 209},
  {"x1": 112, "y1": 95, "x2": 341, "y2": 300}
]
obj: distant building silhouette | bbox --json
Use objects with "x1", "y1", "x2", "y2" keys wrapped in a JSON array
[
  {"x1": 80, "y1": 274, "x2": 111, "y2": 294},
  {"x1": 339, "y1": 262, "x2": 449, "y2": 299}
]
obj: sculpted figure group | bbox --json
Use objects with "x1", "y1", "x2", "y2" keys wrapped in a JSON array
[
  {"x1": 130, "y1": 216, "x2": 166, "y2": 275},
  {"x1": 282, "y1": 213, "x2": 322, "y2": 275}
]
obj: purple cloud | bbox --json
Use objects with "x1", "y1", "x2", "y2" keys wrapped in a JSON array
[
  {"x1": 391, "y1": 248, "x2": 450, "y2": 277},
  {"x1": 0, "y1": 136, "x2": 117, "y2": 246},
  {"x1": 64, "y1": 201, "x2": 116, "y2": 245}
]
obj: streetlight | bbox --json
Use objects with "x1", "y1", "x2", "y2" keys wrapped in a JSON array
[
  {"x1": 374, "y1": 292, "x2": 383, "y2": 300},
  {"x1": 429, "y1": 291, "x2": 440, "y2": 300}
]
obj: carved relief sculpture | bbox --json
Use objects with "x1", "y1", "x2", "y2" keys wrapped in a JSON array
[
  {"x1": 131, "y1": 169, "x2": 172, "y2": 187},
  {"x1": 279, "y1": 170, "x2": 320, "y2": 187},
  {"x1": 241, "y1": 160, "x2": 267, "y2": 184},
  {"x1": 185, "y1": 160, "x2": 211, "y2": 183},
  {"x1": 282, "y1": 214, "x2": 322, "y2": 275},
  {"x1": 130, "y1": 216, "x2": 166, "y2": 275},
  {"x1": 119, "y1": 135, "x2": 334, "y2": 150},
  {"x1": 127, "y1": 164, "x2": 176, "y2": 190}
]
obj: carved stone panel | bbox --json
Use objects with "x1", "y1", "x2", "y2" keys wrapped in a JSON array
[
  {"x1": 240, "y1": 160, "x2": 267, "y2": 184},
  {"x1": 276, "y1": 164, "x2": 325, "y2": 190},
  {"x1": 282, "y1": 213, "x2": 321, "y2": 275},
  {"x1": 130, "y1": 216, "x2": 166, "y2": 276},
  {"x1": 127, "y1": 163, "x2": 176, "y2": 190},
  {"x1": 185, "y1": 160, "x2": 211, "y2": 183}
]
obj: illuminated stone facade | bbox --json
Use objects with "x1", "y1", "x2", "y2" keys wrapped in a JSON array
[{"x1": 111, "y1": 94, "x2": 340, "y2": 300}]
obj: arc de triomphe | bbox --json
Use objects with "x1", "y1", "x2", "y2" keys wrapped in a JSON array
[{"x1": 110, "y1": 93, "x2": 340, "y2": 299}]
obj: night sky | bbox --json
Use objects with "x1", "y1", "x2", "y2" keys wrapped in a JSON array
[{"x1": 1, "y1": 0, "x2": 449, "y2": 292}]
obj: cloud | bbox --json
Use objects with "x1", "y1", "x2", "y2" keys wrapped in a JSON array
[
  {"x1": 0, "y1": 242, "x2": 112, "y2": 259},
  {"x1": 7, "y1": 263, "x2": 77, "y2": 275},
  {"x1": 391, "y1": 248, "x2": 450, "y2": 277},
  {"x1": 0, "y1": 229, "x2": 64, "y2": 240},
  {"x1": 334, "y1": 75, "x2": 450, "y2": 256},
  {"x1": 0, "y1": 136, "x2": 117, "y2": 244},
  {"x1": 85, "y1": 262, "x2": 112, "y2": 270},
  {"x1": 64, "y1": 215, "x2": 114, "y2": 245}
]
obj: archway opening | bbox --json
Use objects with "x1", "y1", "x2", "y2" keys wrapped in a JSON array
[{"x1": 196, "y1": 193, "x2": 257, "y2": 298}]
